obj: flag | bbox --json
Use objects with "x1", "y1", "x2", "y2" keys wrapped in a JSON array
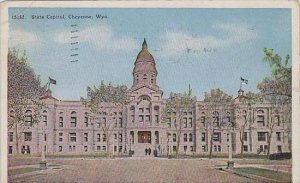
[
  {"x1": 49, "y1": 77, "x2": 57, "y2": 85},
  {"x1": 240, "y1": 77, "x2": 248, "y2": 84}
]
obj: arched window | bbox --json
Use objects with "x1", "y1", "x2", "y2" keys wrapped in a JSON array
[
  {"x1": 42, "y1": 110, "x2": 47, "y2": 126},
  {"x1": 25, "y1": 110, "x2": 33, "y2": 126},
  {"x1": 71, "y1": 111, "x2": 77, "y2": 127},
  {"x1": 257, "y1": 109, "x2": 265, "y2": 127}
]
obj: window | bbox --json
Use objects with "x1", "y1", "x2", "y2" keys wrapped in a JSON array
[
  {"x1": 218, "y1": 145, "x2": 221, "y2": 152},
  {"x1": 24, "y1": 110, "x2": 33, "y2": 126},
  {"x1": 275, "y1": 115, "x2": 280, "y2": 126},
  {"x1": 277, "y1": 145, "x2": 282, "y2": 153},
  {"x1": 173, "y1": 146, "x2": 177, "y2": 152},
  {"x1": 24, "y1": 132, "x2": 32, "y2": 141},
  {"x1": 190, "y1": 146, "x2": 194, "y2": 152},
  {"x1": 103, "y1": 134, "x2": 106, "y2": 142},
  {"x1": 42, "y1": 111, "x2": 47, "y2": 126},
  {"x1": 97, "y1": 146, "x2": 101, "y2": 151},
  {"x1": 84, "y1": 116, "x2": 89, "y2": 127},
  {"x1": 59, "y1": 133, "x2": 63, "y2": 142},
  {"x1": 145, "y1": 115, "x2": 150, "y2": 122},
  {"x1": 59, "y1": 117, "x2": 63, "y2": 127},
  {"x1": 84, "y1": 146, "x2": 88, "y2": 152},
  {"x1": 119, "y1": 146, "x2": 122, "y2": 152},
  {"x1": 69, "y1": 145, "x2": 76, "y2": 152},
  {"x1": 201, "y1": 133, "x2": 206, "y2": 142},
  {"x1": 155, "y1": 115, "x2": 159, "y2": 124},
  {"x1": 276, "y1": 132, "x2": 281, "y2": 141},
  {"x1": 167, "y1": 118, "x2": 171, "y2": 127},
  {"x1": 69, "y1": 133, "x2": 76, "y2": 142},
  {"x1": 202, "y1": 145, "x2": 206, "y2": 152},
  {"x1": 213, "y1": 111, "x2": 219, "y2": 127},
  {"x1": 183, "y1": 134, "x2": 187, "y2": 142},
  {"x1": 119, "y1": 133, "x2": 123, "y2": 142},
  {"x1": 8, "y1": 132, "x2": 13, "y2": 142},
  {"x1": 84, "y1": 133, "x2": 88, "y2": 142},
  {"x1": 59, "y1": 146, "x2": 62, "y2": 152},
  {"x1": 258, "y1": 132, "x2": 267, "y2": 141},
  {"x1": 139, "y1": 115, "x2": 144, "y2": 122},
  {"x1": 119, "y1": 118, "x2": 123, "y2": 128},
  {"x1": 243, "y1": 132, "x2": 248, "y2": 141},
  {"x1": 97, "y1": 134, "x2": 101, "y2": 142},
  {"x1": 143, "y1": 74, "x2": 147, "y2": 80},
  {"x1": 189, "y1": 118, "x2": 193, "y2": 128},
  {"x1": 173, "y1": 134, "x2": 176, "y2": 142},
  {"x1": 184, "y1": 146, "x2": 187, "y2": 152},
  {"x1": 102, "y1": 146, "x2": 106, "y2": 151},
  {"x1": 44, "y1": 134, "x2": 47, "y2": 141},
  {"x1": 146, "y1": 108, "x2": 150, "y2": 113},
  {"x1": 257, "y1": 110, "x2": 265, "y2": 127},
  {"x1": 9, "y1": 146, "x2": 13, "y2": 154},
  {"x1": 201, "y1": 116, "x2": 205, "y2": 126},
  {"x1": 213, "y1": 133, "x2": 221, "y2": 142},
  {"x1": 189, "y1": 133, "x2": 193, "y2": 142},
  {"x1": 139, "y1": 108, "x2": 144, "y2": 113},
  {"x1": 243, "y1": 145, "x2": 248, "y2": 152},
  {"x1": 71, "y1": 111, "x2": 77, "y2": 127},
  {"x1": 184, "y1": 118, "x2": 187, "y2": 128},
  {"x1": 114, "y1": 133, "x2": 117, "y2": 140}
]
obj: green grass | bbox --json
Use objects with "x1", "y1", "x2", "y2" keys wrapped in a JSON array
[
  {"x1": 234, "y1": 167, "x2": 292, "y2": 183},
  {"x1": 8, "y1": 167, "x2": 40, "y2": 176}
]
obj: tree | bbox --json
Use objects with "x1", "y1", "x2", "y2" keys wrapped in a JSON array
[
  {"x1": 8, "y1": 48, "x2": 45, "y2": 154},
  {"x1": 235, "y1": 92, "x2": 263, "y2": 158},
  {"x1": 258, "y1": 48, "x2": 292, "y2": 154},
  {"x1": 200, "y1": 88, "x2": 232, "y2": 159},
  {"x1": 81, "y1": 81, "x2": 129, "y2": 157},
  {"x1": 161, "y1": 89, "x2": 194, "y2": 157}
]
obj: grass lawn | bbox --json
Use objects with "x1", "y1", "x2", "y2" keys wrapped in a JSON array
[
  {"x1": 234, "y1": 167, "x2": 292, "y2": 183},
  {"x1": 8, "y1": 167, "x2": 40, "y2": 176}
]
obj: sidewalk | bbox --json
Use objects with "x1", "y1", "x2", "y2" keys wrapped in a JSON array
[{"x1": 234, "y1": 164, "x2": 292, "y2": 174}]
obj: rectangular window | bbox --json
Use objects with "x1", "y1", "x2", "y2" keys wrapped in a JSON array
[
  {"x1": 189, "y1": 118, "x2": 193, "y2": 128},
  {"x1": 59, "y1": 117, "x2": 63, "y2": 127},
  {"x1": 155, "y1": 115, "x2": 159, "y2": 124},
  {"x1": 218, "y1": 145, "x2": 221, "y2": 152},
  {"x1": 189, "y1": 134, "x2": 193, "y2": 142},
  {"x1": 44, "y1": 134, "x2": 47, "y2": 141},
  {"x1": 43, "y1": 115, "x2": 47, "y2": 126},
  {"x1": 145, "y1": 115, "x2": 150, "y2": 122},
  {"x1": 139, "y1": 108, "x2": 144, "y2": 113},
  {"x1": 84, "y1": 133, "x2": 88, "y2": 142},
  {"x1": 167, "y1": 118, "x2": 171, "y2": 127},
  {"x1": 84, "y1": 146, "x2": 88, "y2": 152},
  {"x1": 59, "y1": 132, "x2": 63, "y2": 142},
  {"x1": 119, "y1": 118, "x2": 123, "y2": 128},
  {"x1": 213, "y1": 132, "x2": 221, "y2": 142},
  {"x1": 201, "y1": 116, "x2": 205, "y2": 126},
  {"x1": 184, "y1": 118, "x2": 187, "y2": 128},
  {"x1": 25, "y1": 115, "x2": 32, "y2": 126},
  {"x1": 276, "y1": 132, "x2": 281, "y2": 141},
  {"x1": 243, "y1": 132, "x2": 248, "y2": 141},
  {"x1": 190, "y1": 146, "x2": 194, "y2": 152},
  {"x1": 202, "y1": 145, "x2": 206, "y2": 152},
  {"x1": 201, "y1": 133, "x2": 206, "y2": 142},
  {"x1": 59, "y1": 146, "x2": 62, "y2": 152},
  {"x1": 24, "y1": 132, "x2": 32, "y2": 141},
  {"x1": 258, "y1": 132, "x2": 266, "y2": 141},
  {"x1": 97, "y1": 146, "x2": 101, "y2": 151},
  {"x1": 173, "y1": 146, "x2": 177, "y2": 152},
  {"x1": 183, "y1": 134, "x2": 187, "y2": 142},
  {"x1": 119, "y1": 133, "x2": 123, "y2": 142},
  {"x1": 173, "y1": 134, "x2": 176, "y2": 142},
  {"x1": 84, "y1": 117, "x2": 88, "y2": 127},
  {"x1": 97, "y1": 134, "x2": 101, "y2": 142},
  {"x1": 277, "y1": 145, "x2": 282, "y2": 153},
  {"x1": 184, "y1": 146, "x2": 187, "y2": 152},
  {"x1": 71, "y1": 117, "x2": 77, "y2": 127},
  {"x1": 69, "y1": 133, "x2": 76, "y2": 142},
  {"x1": 8, "y1": 132, "x2": 13, "y2": 142},
  {"x1": 103, "y1": 134, "x2": 106, "y2": 142},
  {"x1": 102, "y1": 146, "x2": 106, "y2": 151},
  {"x1": 139, "y1": 115, "x2": 144, "y2": 122},
  {"x1": 145, "y1": 108, "x2": 150, "y2": 113},
  {"x1": 275, "y1": 115, "x2": 280, "y2": 126},
  {"x1": 257, "y1": 115, "x2": 265, "y2": 126},
  {"x1": 9, "y1": 146, "x2": 13, "y2": 154},
  {"x1": 243, "y1": 145, "x2": 248, "y2": 152}
]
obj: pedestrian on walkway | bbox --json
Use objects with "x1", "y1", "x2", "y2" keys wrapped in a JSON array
[
  {"x1": 145, "y1": 148, "x2": 148, "y2": 155},
  {"x1": 148, "y1": 147, "x2": 151, "y2": 156}
]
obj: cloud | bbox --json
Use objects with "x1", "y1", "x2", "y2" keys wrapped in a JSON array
[
  {"x1": 162, "y1": 23, "x2": 258, "y2": 56},
  {"x1": 55, "y1": 25, "x2": 137, "y2": 52},
  {"x1": 9, "y1": 30, "x2": 39, "y2": 47}
]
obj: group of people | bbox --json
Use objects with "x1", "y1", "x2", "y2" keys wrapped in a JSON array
[{"x1": 145, "y1": 147, "x2": 152, "y2": 156}]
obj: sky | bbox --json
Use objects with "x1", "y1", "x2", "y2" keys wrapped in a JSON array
[{"x1": 8, "y1": 8, "x2": 291, "y2": 100}]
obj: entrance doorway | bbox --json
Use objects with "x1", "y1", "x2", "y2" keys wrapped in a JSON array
[{"x1": 138, "y1": 131, "x2": 151, "y2": 143}]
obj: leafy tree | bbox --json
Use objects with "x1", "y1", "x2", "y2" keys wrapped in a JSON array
[
  {"x1": 258, "y1": 48, "x2": 292, "y2": 155},
  {"x1": 8, "y1": 48, "x2": 45, "y2": 154},
  {"x1": 161, "y1": 90, "x2": 194, "y2": 157},
  {"x1": 200, "y1": 88, "x2": 232, "y2": 159},
  {"x1": 81, "y1": 81, "x2": 129, "y2": 156}
]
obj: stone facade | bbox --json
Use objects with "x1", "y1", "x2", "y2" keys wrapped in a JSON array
[{"x1": 7, "y1": 39, "x2": 290, "y2": 156}]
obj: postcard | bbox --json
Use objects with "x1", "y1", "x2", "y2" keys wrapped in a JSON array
[{"x1": 0, "y1": 1, "x2": 299, "y2": 183}]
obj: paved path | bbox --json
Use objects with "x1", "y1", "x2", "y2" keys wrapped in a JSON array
[
  {"x1": 234, "y1": 164, "x2": 292, "y2": 174},
  {"x1": 9, "y1": 159, "x2": 259, "y2": 183}
]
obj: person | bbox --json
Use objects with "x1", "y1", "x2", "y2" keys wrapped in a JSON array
[
  {"x1": 148, "y1": 147, "x2": 151, "y2": 156},
  {"x1": 145, "y1": 148, "x2": 148, "y2": 155}
]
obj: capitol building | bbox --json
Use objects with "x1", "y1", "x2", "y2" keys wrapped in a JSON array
[{"x1": 7, "y1": 39, "x2": 290, "y2": 157}]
